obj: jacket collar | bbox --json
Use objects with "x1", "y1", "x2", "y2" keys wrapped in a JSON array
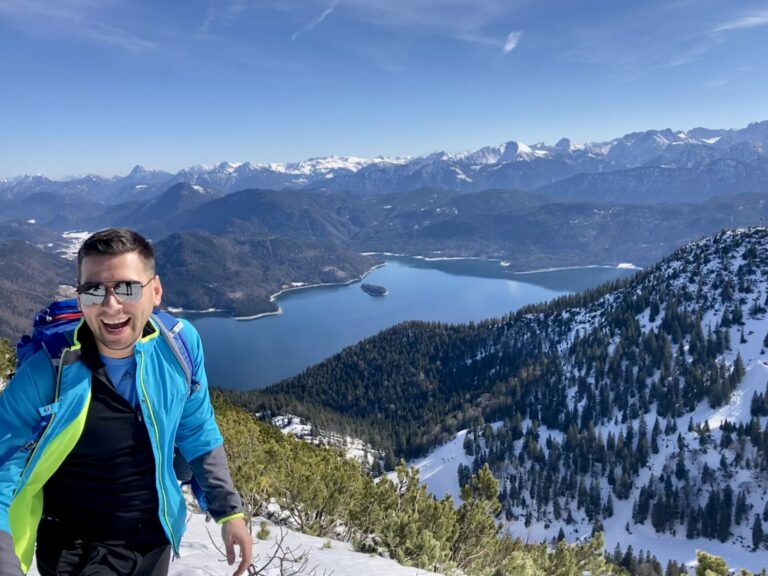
[{"x1": 72, "y1": 317, "x2": 160, "y2": 363}]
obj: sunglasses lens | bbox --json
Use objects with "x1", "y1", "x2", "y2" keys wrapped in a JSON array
[
  {"x1": 114, "y1": 281, "x2": 143, "y2": 303},
  {"x1": 78, "y1": 281, "x2": 145, "y2": 305},
  {"x1": 80, "y1": 285, "x2": 108, "y2": 306}
]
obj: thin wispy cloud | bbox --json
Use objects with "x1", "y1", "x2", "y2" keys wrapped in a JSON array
[
  {"x1": 0, "y1": 0, "x2": 157, "y2": 53},
  {"x1": 658, "y1": 36, "x2": 723, "y2": 68},
  {"x1": 349, "y1": 0, "x2": 517, "y2": 45},
  {"x1": 562, "y1": 3, "x2": 733, "y2": 73},
  {"x1": 703, "y1": 78, "x2": 729, "y2": 89},
  {"x1": 503, "y1": 31, "x2": 522, "y2": 53},
  {"x1": 88, "y1": 23, "x2": 158, "y2": 53},
  {"x1": 713, "y1": 9, "x2": 768, "y2": 32},
  {"x1": 292, "y1": 0, "x2": 340, "y2": 41},
  {"x1": 201, "y1": 0, "x2": 250, "y2": 34},
  {"x1": 275, "y1": 0, "x2": 526, "y2": 51}
]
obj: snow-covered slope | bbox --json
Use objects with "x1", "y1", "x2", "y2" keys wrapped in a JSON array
[
  {"x1": 407, "y1": 228, "x2": 768, "y2": 573},
  {"x1": 168, "y1": 512, "x2": 443, "y2": 576},
  {"x1": 27, "y1": 511, "x2": 443, "y2": 576}
]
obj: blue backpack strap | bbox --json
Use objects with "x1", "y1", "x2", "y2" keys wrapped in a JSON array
[
  {"x1": 152, "y1": 310, "x2": 208, "y2": 513},
  {"x1": 151, "y1": 310, "x2": 200, "y2": 394},
  {"x1": 4, "y1": 300, "x2": 80, "y2": 467}
]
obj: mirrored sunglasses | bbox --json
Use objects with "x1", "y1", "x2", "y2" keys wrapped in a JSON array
[{"x1": 76, "y1": 277, "x2": 155, "y2": 306}]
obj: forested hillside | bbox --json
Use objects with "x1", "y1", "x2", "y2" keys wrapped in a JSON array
[
  {"x1": 212, "y1": 394, "x2": 627, "y2": 575},
  {"x1": 0, "y1": 239, "x2": 75, "y2": 339},
  {"x1": 229, "y1": 228, "x2": 768, "y2": 561},
  {"x1": 154, "y1": 231, "x2": 379, "y2": 316}
]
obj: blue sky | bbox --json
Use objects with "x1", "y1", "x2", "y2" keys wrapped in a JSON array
[{"x1": 1, "y1": 0, "x2": 767, "y2": 178}]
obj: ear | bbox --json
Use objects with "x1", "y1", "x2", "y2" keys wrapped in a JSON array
[{"x1": 153, "y1": 275, "x2": 163, "y2": 307}]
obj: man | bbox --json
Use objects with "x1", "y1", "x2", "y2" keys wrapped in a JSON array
[{"x1": 0, "y1": 228, "x2": 252, "y2": 575}]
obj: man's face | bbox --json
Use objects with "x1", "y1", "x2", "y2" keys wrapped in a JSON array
[{"x1": 78, "y1": 251, "x2": 163, "y2": 358}]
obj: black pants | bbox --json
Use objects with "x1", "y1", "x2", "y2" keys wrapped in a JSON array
[{"x1": 36, "y1": 516, "x2": 171, "y2": 576}]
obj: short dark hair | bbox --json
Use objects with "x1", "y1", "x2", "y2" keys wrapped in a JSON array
[{"x1": 78, "y1": 228, "x2": 155, "y2": 279}]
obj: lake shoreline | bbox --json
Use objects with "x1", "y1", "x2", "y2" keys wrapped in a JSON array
[
  {"x1": 233, "y1": 262, "x2": 388, "y2": 321},
  {"x1": 172, "y1": 256, "x2": 638, "y2": 321},
  {"x1": 363, "y1": 252, "x2": 641, "y2": 272},
  {"x1": 191, "y1": 259, "x2": 636, "y2": 391}
]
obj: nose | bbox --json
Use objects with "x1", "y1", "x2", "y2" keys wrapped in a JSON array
[{"x1": 101, "y1": 287, "x2": 124, "y2": 309}]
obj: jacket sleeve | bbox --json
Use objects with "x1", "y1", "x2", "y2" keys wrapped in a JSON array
[
  {"x1": 189, "y1": 446, "x2": 244, "y2": 523},
  {"x1": 0, "y1": 531, "x2": 22, "y2": 576},
  {"x1": 0, "y1": 353, "x2": 56, "y2": 575},
  {"x1": 174, "y1": 323, "x2": 244, "y2": 522}
]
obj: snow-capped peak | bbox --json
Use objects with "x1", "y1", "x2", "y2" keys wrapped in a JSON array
[
  {"x1": 460, "y1": 140, "x2": 549, "y2": 165},
  {"x1": 269, "y1": 155, "x2": 409, "y2": 175}
]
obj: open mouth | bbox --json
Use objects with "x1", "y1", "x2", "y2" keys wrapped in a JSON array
[{"x1": 102, "y1": 318, "x2": 130, "y2": 333}]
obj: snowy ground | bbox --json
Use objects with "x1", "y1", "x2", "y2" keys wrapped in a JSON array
[
  {"x1": 403, "y1": 312, "x2": 768, "y2": 574},
  {"x1": 171, "y1": 512, "x2": 442, "y2": 576},
  {"x1": 406, "y1": 428, "x2": 474, "y2": 504},
  {"x1": 408, "y1": 419, "x2": 768, "y2": 573},
  {"x1": 57, "y1": 230, "x2": 91, "y2": 260},
  {"x1": 272, "y1": 414, "x2": 380, "y2": 468},
  {"x1": 27, "y1": 512, "x2": 443, "y2": 576}
]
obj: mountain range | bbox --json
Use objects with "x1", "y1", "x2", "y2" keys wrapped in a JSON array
[
  {"x1": 1, "y1": 119, "x2": 767, "y2": 343},
  {"x1": 2, "y1": 183, "x2": 768, "y2": 340},
  {"x1": 4, "y1": 122, "x2": 768, "y2": 573},
  {"x1": 2, "y1": 121, "x2": 767, "y2": 203}
]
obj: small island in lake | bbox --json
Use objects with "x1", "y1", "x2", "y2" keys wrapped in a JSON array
[{"x1": 361, "y1": 283, "x2": 388, "y2": 296}]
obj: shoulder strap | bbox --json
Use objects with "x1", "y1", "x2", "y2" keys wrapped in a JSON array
[
  {"x1": 151, "y1": 311, "x2": 200, "y2": 395},
  {"x1": 153, "y1": 310, "x2": 209, "y2": 512}
]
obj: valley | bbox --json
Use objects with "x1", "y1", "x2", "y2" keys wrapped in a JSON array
[
  {"x1": 231, "y1": 228, "x2": 768, "y2": 572},
  {"x1": 3, "y1": 121, "x2": 768, "y2": 574}
]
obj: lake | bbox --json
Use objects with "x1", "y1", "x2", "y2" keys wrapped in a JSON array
[{"x1": 189, "y1": 256, "x2": 638, "y2": 391}]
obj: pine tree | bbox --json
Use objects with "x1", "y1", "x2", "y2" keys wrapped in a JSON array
[
  {"x1": 665, "y1": 559, "x2": 683, "y2": 576},
  {"x1": 686, "y1": 506, "x2": 699, "y2": 539},
  {"x1": 621, "y1": 544, "x2": 637, "y2": 573},
  {"x1": 695, "y1": 550, "x2": 728, "y2": 576},
  {"x1": 612, "y1": 542, "x2": 623, "y2": 566},
  {"x1": 604, "y1": 493, "x2": 614, "y2": 518},
  {"x1": 718, "y1": 485, "x2": 733, "y2": 542},
  {"x1": 651, "y1": 417, "x2": 661, "y2": 454},
  {"x1": 452, "y1": 464, "x2": 500, "y2": 571},
  {"x1": 735, "y1": 491, "x2": 748, "y2": 526},
  {"x1": 753, "y1": 514, "x2": 764, "y2": 550}
]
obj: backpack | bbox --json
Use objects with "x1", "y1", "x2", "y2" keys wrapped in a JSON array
[{"x1": 10, "y1": 298, "x2": 208, "y2": 511}]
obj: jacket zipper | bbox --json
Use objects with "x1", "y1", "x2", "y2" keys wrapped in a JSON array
[{"x1": 138, "y1": 349, "x2": 179, "y2": 552}]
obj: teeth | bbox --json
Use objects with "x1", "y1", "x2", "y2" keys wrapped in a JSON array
[{"x1": 103, "y1": 319, "x2": 129, "y2": 329}]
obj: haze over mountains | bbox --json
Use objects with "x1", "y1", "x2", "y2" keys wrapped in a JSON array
[
  {"x1": 2, "y1": 121, "x2": 767, "y2": 203},
  {"x1": 1, "y1": 120, "x2": 768, "y2": 341}
]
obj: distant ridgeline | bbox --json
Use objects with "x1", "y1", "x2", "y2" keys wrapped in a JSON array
[
  {"x1": 229, "y1": 227, "x2": 768, "y2": 554},
  {"x1": 4, "y1": 180, "x2": 768, "y2": 342}
]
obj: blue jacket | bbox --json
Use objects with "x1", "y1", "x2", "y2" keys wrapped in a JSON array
[{"x1": 0, "y1": 317, "x2": 239, "y2": 574}]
